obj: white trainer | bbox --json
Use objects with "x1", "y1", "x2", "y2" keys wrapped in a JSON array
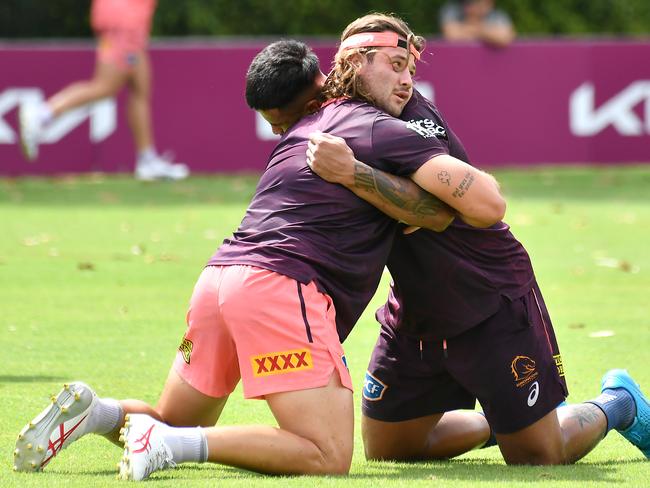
[
  {"x1": 118, "y1": 414, "x2": 175, "y2": 481},
  {"x1": 13, "y1": 382, "x2": 97, "y2": 472},
  {"x1": 18, "y1": 102, "x2": 44, "y2": 162},
  {"x1": 135, "y1": 154, "x2": 190, "y2": 181}
]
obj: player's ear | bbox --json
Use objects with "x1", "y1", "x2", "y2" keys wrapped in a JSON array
[{"x1": 303, "y1": 98, "x2": 321, "y2": 115}]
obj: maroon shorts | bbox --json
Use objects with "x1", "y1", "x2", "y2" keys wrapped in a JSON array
[{"x1": 362, "y1": 283, "x2": 568, "y2": 434}]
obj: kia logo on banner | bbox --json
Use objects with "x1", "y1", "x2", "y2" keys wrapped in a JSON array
[
  {"x1": 570, "y1": 81, "x2": 650, "y2": 137},
  {"x1": 0, "y1": 88, "x2": 117, "y2": 144}
]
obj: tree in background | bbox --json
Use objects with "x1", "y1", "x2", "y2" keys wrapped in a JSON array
[{"x1": 2, "y1": 0, "x2": 649, "y2": 38}]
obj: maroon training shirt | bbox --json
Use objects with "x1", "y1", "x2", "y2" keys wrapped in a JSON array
[
  {"x1": 377, "y1": 90, "x2": 536, "y2": 341},
  {"x1": 210, "y1": 98, "x2": 447, "y2": 341}
]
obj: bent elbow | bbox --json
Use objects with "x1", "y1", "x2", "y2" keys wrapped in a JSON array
[
  {"x1": 462, "y1": 197, "x2": 506, "y2": 228},
  {"x1": 480, "y1": 197, "x2": 506, "y2": 227},
  {"x1": 491, "y1": 195, "x2": 507, "y2": 224}
]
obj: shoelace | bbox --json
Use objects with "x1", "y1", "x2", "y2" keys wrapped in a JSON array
[{"x1": 143, "y1": 442, "x2": 176, "y2": 478}]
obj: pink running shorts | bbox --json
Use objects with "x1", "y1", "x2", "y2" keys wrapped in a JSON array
[{"x1": 91, "y1": 0, "x2": 156, "y2": 71}]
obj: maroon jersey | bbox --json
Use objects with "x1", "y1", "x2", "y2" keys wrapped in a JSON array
[
  {"x1": 210, "y1": 98, "x2": 447, "y2": 341},
  {"x1": 377, "y1": 90, "x2": 536, "y2": 341}
]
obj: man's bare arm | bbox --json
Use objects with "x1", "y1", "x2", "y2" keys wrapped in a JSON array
[
  {"x1": 410, "y1": 154, "x2": 506, "y2": 228},
  {"x1": 307, "y1": 132, "x2": 455, "y2": 232}
]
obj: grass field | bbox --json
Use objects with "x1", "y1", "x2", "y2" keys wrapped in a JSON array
[{"x1": 1, "y1": 165, "x2": 649, "y2": 487}]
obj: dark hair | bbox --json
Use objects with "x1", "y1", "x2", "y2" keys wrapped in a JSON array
[{"x1": 245, "y1": 40, "x2": 320, "y2": 110}]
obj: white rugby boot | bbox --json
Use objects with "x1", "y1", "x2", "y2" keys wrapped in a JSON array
[
  {"x1": 18, "y1": 101, "x2": 44, "y2": 162},
  {"x1": 118, "y1": 414, "x2": 176, "y2": 481},
  {"x1": 135, "y1": 153, "x2": 189, "y2": 181},
  {"x1": 13, "y1": 382, "x2": 97, "y2": 472}
]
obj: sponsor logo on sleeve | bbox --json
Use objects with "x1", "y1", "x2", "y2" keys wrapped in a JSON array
[
  {"x1": 178, "y1": 336, "x2": 193, "y2": 364},
  {"x1": 251, "y1": 349, "x2": 313, "y2": 377},
  {"x1": 405, "y1": 119, "x2": 448, "y2": 140},
  {"x1": 510, "y1": 355, "x2": 539, "y2": 388},
  {"x1": 363, "y1": 371, "x2": 388, "y2": 401}
]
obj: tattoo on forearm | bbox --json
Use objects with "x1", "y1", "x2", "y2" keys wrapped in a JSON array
[
  {"x1": 354, "y1": 162, "x2": 375, "y2": 191},
  {"x1": 452, "y1": 171, "x2": 476, "y2": 198},
  {"x1": 569, "y1": 404, "x2": 603, "y2": 430},
  {"x1": 437, "y1": 170, "x2": 451, "y2": 186},
  {"x1": 354, "y1": 164, "x2": 444, "y2": 218}
]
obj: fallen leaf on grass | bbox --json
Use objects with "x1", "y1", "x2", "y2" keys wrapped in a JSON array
[
  {"x1": 595, "y1": 257, "x2": 640, "y2": 273},
  {"x1": 589, "y1": 330, "x2": 615, "y2": 338},
  {"x1": 568, "y1": 323, "x2": 585, "y2": 329},
  {"x1": 131, "y1": 244, "x2": 146, "y2": 256},
  {"x1": 99, "y1": 191, "x2": 120, "y2": 204},
  {"x1": 22, "y1": 234, "x2": 52, "y2": 246},
  {"x1": 204, "y1": 229, "x2": 219, "y2": 240}
]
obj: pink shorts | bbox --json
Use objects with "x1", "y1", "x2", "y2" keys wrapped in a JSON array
[
  {"x1": 96, "y1": 30, "x2": 148, "y2": 71},
  {"x1": 91, "y1": 0, "x2": 155, "y2": 71},
  {"x1": 174, "y1": 265, "x2": 353, "y2": 399}
]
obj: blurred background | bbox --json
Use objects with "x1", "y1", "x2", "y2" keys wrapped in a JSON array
[
  {"x1": 3, "y1": 0, "x2": 650, "y2": 38},
  {"x1": 1, "y1": 0, "x2": 649, "y2": 176}
]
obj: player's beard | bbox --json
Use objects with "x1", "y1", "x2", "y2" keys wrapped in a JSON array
[{"x1": 357, "y1": 76, "x2": 406, "y2": 117}]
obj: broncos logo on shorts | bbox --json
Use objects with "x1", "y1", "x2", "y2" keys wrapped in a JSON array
[{"x1": 510, "y1": 355, "x2": 539, "y2": 388}]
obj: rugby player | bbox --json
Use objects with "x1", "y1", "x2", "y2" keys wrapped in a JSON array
[
  {"x1": 307, "y1": 16, "x2": 650, "y2": 465},
  {"x1": 13, "y1": 18, "x2": 506, "y2": 480}
]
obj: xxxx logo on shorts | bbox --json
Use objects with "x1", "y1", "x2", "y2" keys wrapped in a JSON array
[
  {"x1": 251, "y1": 349, "x2": 313, "y2": 377},
  {"x1": 178, "y1": 336, "x2": 193, "y2": 364},
  {"x1": 510, "y1": 355, "x2": 539, "y2": 388},
  {"x1": 553, "y1": 354, "x2": 565, "y2": 377}
]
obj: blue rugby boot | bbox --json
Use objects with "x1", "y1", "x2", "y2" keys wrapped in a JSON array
[{"x1": 601, "y1": 369, "x2": 650, "y2": 458}]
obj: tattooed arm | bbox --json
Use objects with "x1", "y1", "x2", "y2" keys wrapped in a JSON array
[
  {"x1": 410, "y1": 154, "x2": 506, "y2": 228},
  {"x1": 307, "y1": 132, "x2": 455, "y2": 232}
]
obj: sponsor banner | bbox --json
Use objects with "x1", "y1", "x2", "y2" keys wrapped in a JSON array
[{"x1": 1, "y1": 39, "x2": 649, "y2": 176}]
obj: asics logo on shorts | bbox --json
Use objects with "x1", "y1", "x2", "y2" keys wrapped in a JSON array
[
  {"x1": 363, "y1": 372, "x2": 388, "y2": 401},
  {"x1": 251, "y1": 349, "x2": 313, "y2": 377},
  {"x1": 527, "y1": 381, "x2": 540, "y2": 407},
  {"x1": 510, "y1": 355, "x2": 539, "y2": 388}
]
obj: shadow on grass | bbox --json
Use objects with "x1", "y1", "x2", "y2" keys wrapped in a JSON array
[
  {"x1": 124, "y1": 458, "x2": 627, "y2": 484},
  {"x1": 350, "y1": 458, "x2": 625, "y2": 483},
  {"x1": 0, "y1": 375, "x2": 66, "y2": 383}
]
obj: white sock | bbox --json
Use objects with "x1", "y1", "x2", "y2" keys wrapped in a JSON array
[
  {"x1": 39, "y1": 103, "x2": 54, "y2": 126},
  {"x1": 85, "y1": 398, "x2": 123, "y2": 435},
  {"x1": 138, "y1": 147, "x2": 157, "y2": 163},
  {"x1": 161, "y1": 427, "x2": 208, "y2": 464}
]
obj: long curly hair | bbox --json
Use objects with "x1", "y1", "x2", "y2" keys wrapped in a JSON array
[{"x1": 320, "y1": 13, "x2": 425, "y2": 104}]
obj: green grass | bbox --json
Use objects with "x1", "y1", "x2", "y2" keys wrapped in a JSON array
[{"x1": 1, "y1": 166, "x2": 649, "y2": 487}]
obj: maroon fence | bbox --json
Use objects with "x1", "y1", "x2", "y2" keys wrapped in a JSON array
[{"x1": 1, "y1": 39, "x2": 649, "y2": 176}]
